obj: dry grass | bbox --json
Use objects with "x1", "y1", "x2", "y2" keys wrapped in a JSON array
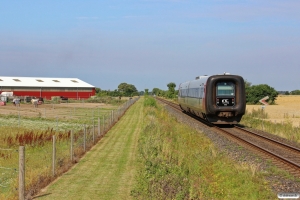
[
  {"x1": 246, "y1": 95, "x2": 300, "y2": 127},
  {"x1": 0, "y1": 102, "x2": 115, "y2": 119},
  {"x1": 0, "y1": 101, "x2": 122, "y2": 199}
]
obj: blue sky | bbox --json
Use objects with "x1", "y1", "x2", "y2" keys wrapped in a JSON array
[{"x1": 1, "y1": 0, "x2": 299, "y2": 91}]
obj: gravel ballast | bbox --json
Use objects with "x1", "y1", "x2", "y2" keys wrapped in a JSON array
[{"x1": 162, "y1": 103, "x2": 300, "y2": 194}]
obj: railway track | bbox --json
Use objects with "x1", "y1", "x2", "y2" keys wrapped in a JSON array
[{"x1": 156, "y1": 97, "x2": 300, "y2": 177}]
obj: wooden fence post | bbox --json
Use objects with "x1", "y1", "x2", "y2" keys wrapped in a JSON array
[
  {"x1": 52, "y1": 135, "x2": 56, "y2": 176},
  {"x1": 98, "y1": 117, "x2": 100, "y2": 137},
  {"x1": 70, "y1": 130, "x2": 73, "y2": 162},
  {"x1": 19, "y1": 146, "x2": 25, "y2": 200},
  {"x1": 110, "y1": 111, "x2": 112, "y2": 124},
  {"x1": 103, "y1": 115, "x2": 105, "y2": 133},
  {"x1": 93, "y1": 119, "x2": 95, "y2": 144},
  {"x1": 84, "y1": 125, "x2": 86, "y2": 152}
]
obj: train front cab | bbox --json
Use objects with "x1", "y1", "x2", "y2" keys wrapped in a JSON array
[{"x1": 204, "y1": 75, "x2": 246, "y2": 124}]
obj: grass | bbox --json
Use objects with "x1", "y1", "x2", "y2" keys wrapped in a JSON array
[
  {"x1": 35, "y1": 97, "x2": 142, "y2": 199},
  {"x1": 0, "y1": 127, "x2": 89, "y2": 200},
  {"x1": 241, "y1": 108, "x2": 300, "y2": 143},
  {"x1": 131, "y1": 96, "x2": 275, "y2": 200},
  {"x1": 2, "y1": 96, "x2": 292, "y2": 199},
  {"x1": 246, "y1": 95, "x2": 300, "y2": 127},
  {"x1": 0, "y1": 100, "x2": 129, "y2": 200}
]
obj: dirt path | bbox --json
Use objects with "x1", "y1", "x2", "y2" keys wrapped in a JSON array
[{"x1": 34, "y1": 99, "x2": 143, "y2": 200}]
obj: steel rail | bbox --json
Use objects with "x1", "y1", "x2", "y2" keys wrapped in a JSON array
[
  {"x1": 234, "y1": 126, "x2": 300, "y2": 153},
  {"x1": 156, "y1": 97, "x2": 300, "y2": 175},
  {"x1": 214, "y1": 126, "x2": 300, "y2": 171}
]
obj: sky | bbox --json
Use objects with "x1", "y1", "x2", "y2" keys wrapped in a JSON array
[{"x1": 0, "y1": 0, "x2": 299, "y2": 91}]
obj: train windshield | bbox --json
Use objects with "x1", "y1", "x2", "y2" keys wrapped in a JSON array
[{"x1": 216, "y1": 82, "x2": 235, "y2": 96}]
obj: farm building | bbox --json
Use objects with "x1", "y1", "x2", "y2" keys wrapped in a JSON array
[{"x1": 0, "y1": 76, "x2": 96, "y2": 100}]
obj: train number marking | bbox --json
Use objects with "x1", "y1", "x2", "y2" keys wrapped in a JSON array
[{"x1": 222, "y1": 99, "x2": 229, "y2": 104}]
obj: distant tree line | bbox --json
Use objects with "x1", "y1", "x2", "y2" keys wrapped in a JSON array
[
  {"x1": 284, "y1": 90, "x2": 300, "y2": 95},
  {"x1": 150, "y1": 82, "x2": 178, "y2": 99},
  {"x1": 95, "y1": 82, "x2": 139, "y2": 97},
  {"x1": 151, "y1": 81, "x2": 281, "y2": 105},
  {"x1": 96, "y1": 80, "x2": 299, "y2": 105}
]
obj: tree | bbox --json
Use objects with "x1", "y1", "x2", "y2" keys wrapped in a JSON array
[
  {"x1": 246, "y1": 84, "x2": 278, "y2": 104},
  {"x1": 152, "y1": 88, "x2": 161, "y2": 96},
  {"x1": 167, "y1": 82, "x2": 176, "y2": 99},
  {"x1": 118, "y1": 83, "x2": 128, "y2": 96},
  {"x1": 117, "y1": 83, "x2": 138, "y2": 97},
  {"x1": 145, "y1": 89, "x2": 149, "y2": 96},
  {"x1": 244, "y1": 80, "x2": 252, "y2": 95},
  {"x1": 95, "y1": 87, "x2": 101, "y2": 93},
  {"x1": 290, "y1": 90, "x2": 300, "y2": 95}
]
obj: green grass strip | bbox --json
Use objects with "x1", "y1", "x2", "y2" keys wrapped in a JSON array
[
  {"x1": 131, "y1": 96, "x2": 275, "y2": 200},
  {"x1": 36, "y1": 99, "x2": 143, "y2": 200}
]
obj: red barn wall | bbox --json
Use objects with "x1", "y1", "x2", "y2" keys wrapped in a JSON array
[{"x1": 2, "y1": 88, "x2": 96, "y2": 100}]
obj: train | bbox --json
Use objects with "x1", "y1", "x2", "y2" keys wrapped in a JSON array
[{"x1": 178, "y1": 73, "x2": 246, "y2": 124}]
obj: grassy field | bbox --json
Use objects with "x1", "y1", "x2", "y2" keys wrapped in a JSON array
[
  {"x1": 246, "y1": 95, "x2": 300, "y2": 127},
  {"x1": 34, "y1": 98, "x2": 143, "y2": 199},
  {"x1": 2, "y1": 97, "x2": 291, "y2": 199},
  {"x1": 243, "y1": 95, "x2": 300, "y2": 143},
  {"x1": 31, "y1": 97, "x2": 278, "y2": 199},
  {"x1": 131, "y1": 97, "x2": 275, "y2": 199},
  {"x1": 0, "y1": 101, "x2": 124, "y2": 200}
]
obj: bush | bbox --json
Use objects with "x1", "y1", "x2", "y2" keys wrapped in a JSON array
[
  {"x1": 85, "y1": 97, "x2": 125, "y2": 105},
  {"x1": 144, "y1": 96, "x2": 157, "y2": 107},
  {"x1": 246, "y1": 84, "x2": 278, "y2": 105}
]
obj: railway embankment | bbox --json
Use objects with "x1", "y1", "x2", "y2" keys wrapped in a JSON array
[
  {"x1": 34, "y1": 96, "x2": 299, "y2": 199},
  {"x1": 132, "y1": 97, "x2": 276, "y2": 199},
  {"x1": 158, "y1": 97, "x2": 300, "y2": 197}
]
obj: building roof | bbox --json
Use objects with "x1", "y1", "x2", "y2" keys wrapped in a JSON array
[{"x1": 0, "y1": 76, "x2": 95, "y2": 88}]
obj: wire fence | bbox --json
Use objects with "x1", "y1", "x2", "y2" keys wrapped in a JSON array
[
  {"x1": 0, "y1": 97, "x2": 139, "y2": 200},
  {"x1": 0, "y1": 100, "x2": 122, "y2": 129}
]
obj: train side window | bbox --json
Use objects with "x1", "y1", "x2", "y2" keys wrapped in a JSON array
[{"x1": 181, "y1": 89, "x2": 188, "y2": 97}]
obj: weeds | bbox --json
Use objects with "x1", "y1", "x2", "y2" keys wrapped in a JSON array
[
  {"x1": 3, "y1": 129, "x2": 72, "y2": 147},
  {"x1": 144, "y1": 96, "x2": 157, "y2": 107},
  {"x1": 0, "y1": 99, "x2": 127, "y2": 199},
  {"x1": 247, "y1": 107, "x2": 268, "y2": 119},
  {"x1": 131, "y1": 97, "x2": 274, "y2": 199},
  {"x1": 241, "y1": 108, "x2": 300, "y2": 143}
]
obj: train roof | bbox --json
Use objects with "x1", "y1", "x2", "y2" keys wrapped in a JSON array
[{"x1": 0, "y1": 76, "x2": 95, "y2": 88}]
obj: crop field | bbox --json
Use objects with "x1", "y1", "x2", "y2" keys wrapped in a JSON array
[
  {"x1": 242, "y1": 95, "x2": 300, "y2": 143},
  {"x1": 246, "y1": 95, "x2": 300, "y2": 127},
  {"x1": 0, "y1": 101, "x2": 127, "y2": 199}
]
